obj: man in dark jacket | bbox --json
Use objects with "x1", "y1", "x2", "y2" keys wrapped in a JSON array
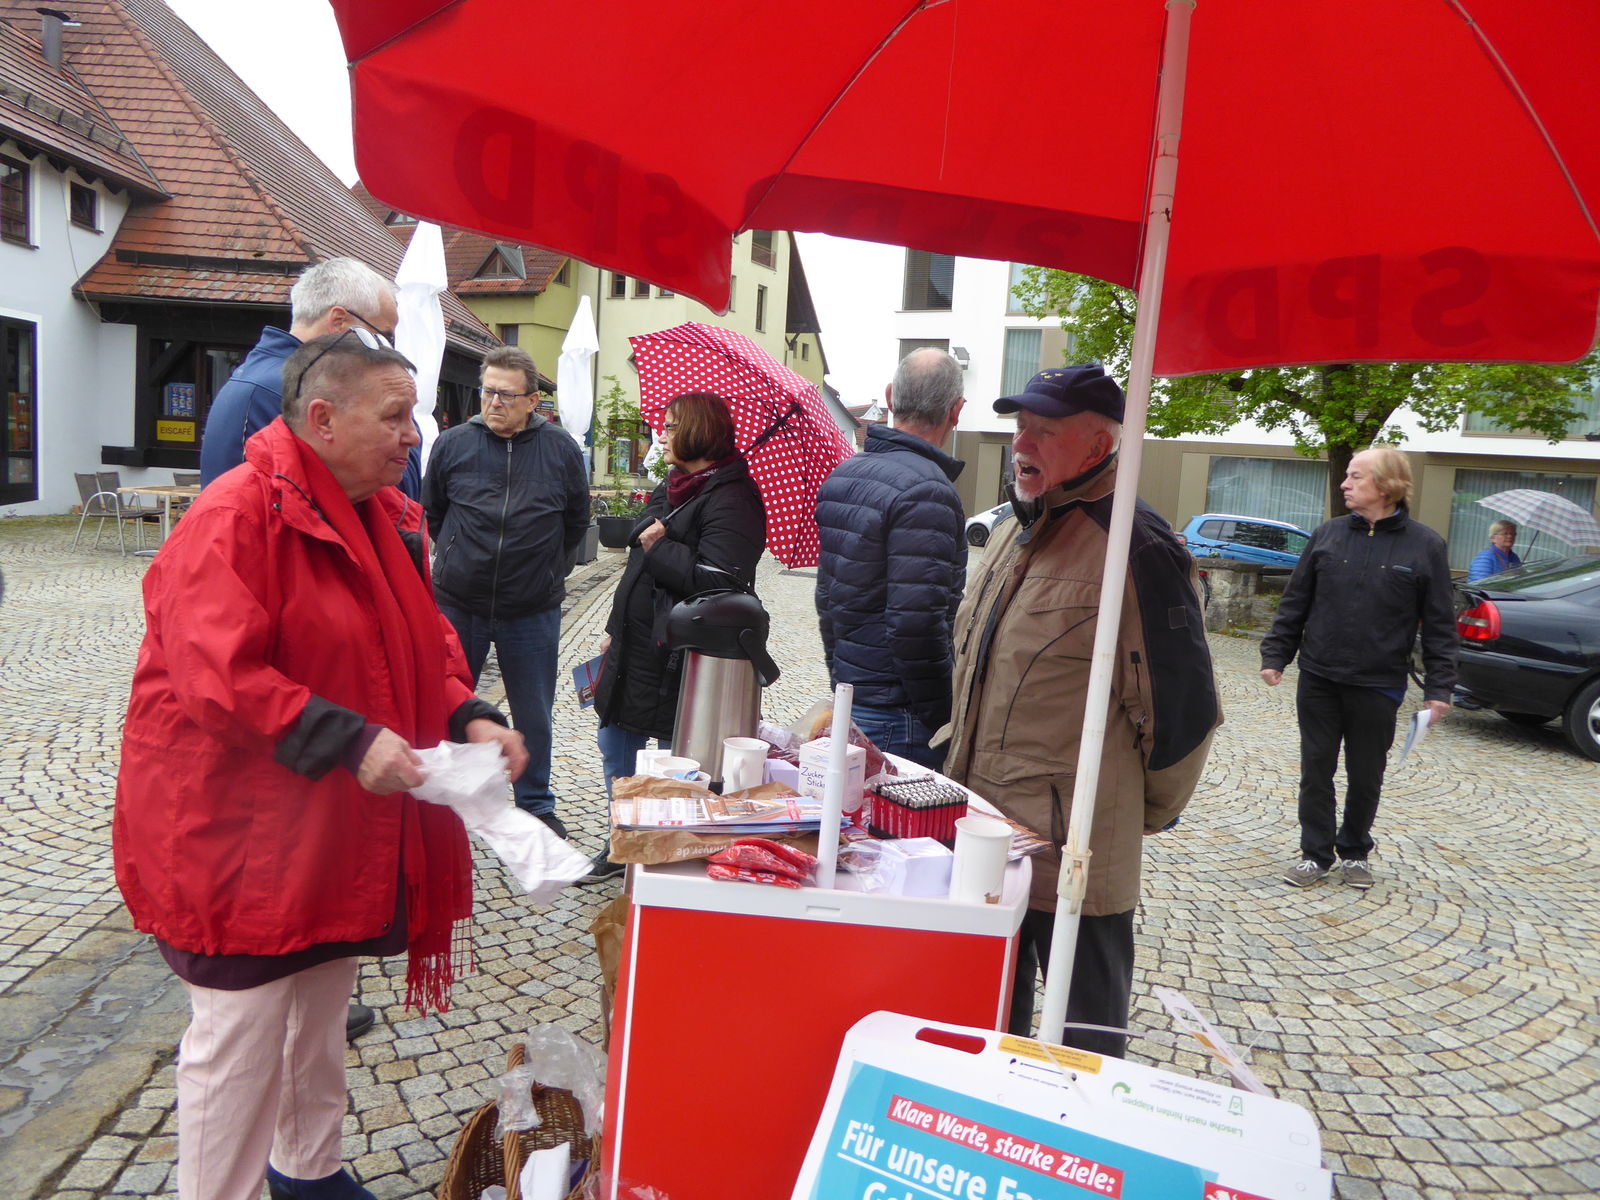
[
  {"x1": 1261, "y1": 446, "x2": 1457, "y2": 890},
  {"x1": 422, "y1": 346, "x2": 589, "y2": 835},
  {"x1": 814, "y1": 348, "x2": 966, "y2": 768},
  {"x1": 200, "y1": 258, "x2": 423, "y2": 498}
]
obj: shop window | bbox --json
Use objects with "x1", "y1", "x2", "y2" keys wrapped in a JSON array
[
  {"x1": 1205, "y1": 456, "x2": 1329, "y2": 536},
  {"x1": 1447, "y1": 467, "x2": 1599, "y2": 572}
]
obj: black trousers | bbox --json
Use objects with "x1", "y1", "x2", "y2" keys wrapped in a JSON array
[
  {"x1": 1295, "y1": 671, "x2": 1401, "y2": 867},
  {"x1": 1007, "y1": 907, "x2": 1136, "y2": 1057}
]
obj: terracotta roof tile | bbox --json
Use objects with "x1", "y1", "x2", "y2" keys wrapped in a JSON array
[
  {"x1": 353, "y1": 180, "x2": 570, "y2": 296},
  {"x1": 0, "y1": 0, "x2": 495, "y2": 352},
  {"x1": 0, "y1": 17, "x2": 162, "y2": 194}
]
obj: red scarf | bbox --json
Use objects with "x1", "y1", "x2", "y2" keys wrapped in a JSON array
[
  {"x1": 666, "y1": 454, "x2": 740, "y2": 508},
  {"x1": 293, "y1": 437, "x2": 473, "y2": 1012}
]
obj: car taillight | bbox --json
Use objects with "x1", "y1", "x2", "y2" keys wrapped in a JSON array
[{"x1": 1457, "y1": 599, "x2": 1501, "y2": 641}]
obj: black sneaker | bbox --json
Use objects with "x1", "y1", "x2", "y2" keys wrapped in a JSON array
[
  {"x1": 535, "y1": 811, "x2": 569, "y2": 839},
  {"x1": 577, "y1": 848, "x2": 626, "y2": 885},
  {"x1": 345, "y1": 1003, "x2": 375, "y2": 1043}
]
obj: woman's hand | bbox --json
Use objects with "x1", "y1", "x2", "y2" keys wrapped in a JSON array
[
  {"x1": 467, "y1": 717, "x2": 528, "y2": 782},
  {"x1": 637, "y1": 519, "x2": 667, "y2": 552},
  {"x1": 358, "y1": 728, "x2": 425, "y2": 794}
]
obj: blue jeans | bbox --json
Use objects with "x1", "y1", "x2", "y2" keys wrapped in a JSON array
[
  {"x1": 440, "y1": 603, "x2": 561, "y2": 815},
  {"x1": 596, "y1": 724, "x2": 665, "y2": 801},
  {"x1": 850, "y1": 704, "x2": 945, "y2": 772}
]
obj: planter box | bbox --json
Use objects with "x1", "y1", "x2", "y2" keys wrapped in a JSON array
[{"x1": 596, "y1": 515, "x2": 637, "y2": 549}]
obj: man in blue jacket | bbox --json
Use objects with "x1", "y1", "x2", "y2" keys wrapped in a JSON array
[
  {"x1": 814, "y1": 348, "x2": 966, "y2": 768},
  {"x1": 423, "y1": 346, "x2": 589, "y2": 836},
  {"x1": 200, "y1": 258, "x2": 421, "y2": 497}
]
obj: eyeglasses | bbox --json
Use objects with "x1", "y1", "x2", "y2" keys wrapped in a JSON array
[
  {"x1": 481, "y1": 387, "x2": 534, "y2": 405},
  {"x1": 662, "y1": 422, "x2": 679, "y2": 434},
  {"x1": 288, "y1": 326, "x2": 388, "y2": 402},
  {"x1": 342, "y1": 307, "x2": 395, "y2": 345}
]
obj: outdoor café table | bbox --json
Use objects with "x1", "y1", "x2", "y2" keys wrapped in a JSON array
[
  {"x1": 599, "y1": 759, "x2": 1029, "y2": 1200},
  {"x1": 117, "y1": 484, "x2": 201, "y2": 555}
]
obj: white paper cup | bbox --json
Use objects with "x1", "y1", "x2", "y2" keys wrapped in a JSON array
[
  {"x1": 949, "y1": 814, "x2": 1011, "y2": 904},
  {"x1": 655, "y1": 755, "x2": 700, "y2": 780},
  {"x1": 635, "y1": 748, "x2": 671, "y2": 776},
  {"x1": 721, "y1": 736, "x2": 768, "y2": 793}
]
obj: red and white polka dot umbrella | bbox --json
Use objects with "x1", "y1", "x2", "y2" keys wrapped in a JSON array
[{"x1": 630, "y1": 322, "x2": 854, "y2": 568}]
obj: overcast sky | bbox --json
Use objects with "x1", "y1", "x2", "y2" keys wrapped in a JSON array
[{"x1": 166, "y1": 0, "x2": 898, "y2": 406}]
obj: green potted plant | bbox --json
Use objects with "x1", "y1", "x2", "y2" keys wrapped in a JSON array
[{"x1": 594, "y1": 489, "x2": 653, "y2": 549}]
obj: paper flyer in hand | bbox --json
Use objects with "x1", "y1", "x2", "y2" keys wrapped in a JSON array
[{"x1": 1396, "y1": 708, "x2": 1432, "y2": 765}]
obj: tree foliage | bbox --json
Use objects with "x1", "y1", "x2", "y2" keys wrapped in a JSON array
[{"x1": 1014, "y1": 269, "x2": 1597, "y2": 511}]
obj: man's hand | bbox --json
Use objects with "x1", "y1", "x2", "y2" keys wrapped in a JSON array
[
  {"x1": 598, "y1": 634, "x2": 612, "y2": 655},
  {"x1": 358, "y1": 728, "x2": 425, "y2": 794},
  {"x1": 1424, "y1": 699, "x2": 1450, "y2": 725},
  {"x1": 637, "y1": 519, "x2": 666, "y2": 552},
  {"x1": 467, "y1": 718, "x2": 528, "y2": 782},
  {"x1": 1260, "y1": 668, "x2": 1283, "y2": 686}
]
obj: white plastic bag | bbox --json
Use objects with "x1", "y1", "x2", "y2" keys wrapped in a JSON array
[{"x1": 412, "y1": 742, "x2": 592, "y2": 902}]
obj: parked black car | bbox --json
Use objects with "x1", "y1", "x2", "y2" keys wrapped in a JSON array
[{"x1": 1454, "y1": 554, "x2": 1600, "y2": 760}]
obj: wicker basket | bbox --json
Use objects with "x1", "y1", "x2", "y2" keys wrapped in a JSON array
[{"x1": 437, "y1": 1043, "x2": 596, "y2": 1200}]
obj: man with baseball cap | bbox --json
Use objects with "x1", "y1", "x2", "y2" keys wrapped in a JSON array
[{"x1": 938, "y1": 364, "x2": 1220, "y2": 1055}]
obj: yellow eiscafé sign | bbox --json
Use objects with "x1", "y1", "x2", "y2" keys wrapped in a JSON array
[{"x1": 157, "y1": 420, "x2": 196, "y2": 442}]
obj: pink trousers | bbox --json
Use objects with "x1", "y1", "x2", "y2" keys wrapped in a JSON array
[{"x1": 176, "y1": 957, "x2": 357, "y2": 1200}]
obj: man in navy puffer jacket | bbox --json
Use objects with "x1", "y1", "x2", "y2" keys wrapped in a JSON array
[{"x1": 815, "y1": 349, "x2": 967, "y2": 768}]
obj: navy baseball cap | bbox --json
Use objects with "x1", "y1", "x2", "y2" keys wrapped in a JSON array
[{"x1": 994, "y1": 363, "x2": 1125, "y2": 422}]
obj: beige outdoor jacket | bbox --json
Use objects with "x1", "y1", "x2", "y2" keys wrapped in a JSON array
[{"x1": 938, "y1": 457, "x2": 1221, "y2": 915}]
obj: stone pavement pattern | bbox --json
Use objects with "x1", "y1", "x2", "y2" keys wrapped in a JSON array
[{"x1": 1, "y1": 515, "x2": 1597, "y2": 1200}]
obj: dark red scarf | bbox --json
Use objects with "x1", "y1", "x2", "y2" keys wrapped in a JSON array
[
  {"x1": 666, "y1": 454, "x2": 740, "y2": 508},
  {"x1": 292, "y1": 436, "x2": 473, "y2": 1013}
]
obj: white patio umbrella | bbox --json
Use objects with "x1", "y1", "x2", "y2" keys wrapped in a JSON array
[
  {"x1": 556, "y1": 294, "x2": 598, "y2": 450},
  {"x1": 394, "y1": 221, "x2": 447, "y2": 466}
]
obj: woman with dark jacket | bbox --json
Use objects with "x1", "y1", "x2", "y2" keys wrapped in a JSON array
[{"x1": 584, "y1": 392, "x2": 766, "y2": 880}]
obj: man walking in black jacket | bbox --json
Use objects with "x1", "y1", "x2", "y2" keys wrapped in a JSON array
[
  {"x1": 1260, "y1": 446, "x2": 1457, "y2": 889},
  {"x1": 423, "y1": 347, "x2": 589, "y2": 835},
  {"x1": 814, "y1": 348, "x2": 966, "y2": 768}
]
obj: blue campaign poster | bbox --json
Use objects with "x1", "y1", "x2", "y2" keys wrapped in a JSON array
[{"x1": 806, "y1": 1063, "x2": 1210, "y2": 1200}]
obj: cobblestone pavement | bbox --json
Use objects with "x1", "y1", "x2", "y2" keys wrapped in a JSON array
[{"x1": 2, "y1": 515, "x2": 1597, "y2": 1200}]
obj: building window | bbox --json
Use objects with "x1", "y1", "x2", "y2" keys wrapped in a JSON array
[
  {"x1": 385, "y1": 210, "x2": 418, "y2": 226},
  {"x1": 1463, "y1": 380, "x2": 1600, "y2": 439},
  {"x1": 69, "y1": 182, "x2": 99, "y2": 230},
  {"x1": 1007, "y1": 263, "x2": 1031, "y2": 314},
  {"x1": 552, "y1": 261, "x2": 570, "y2": 286},
  {"x1": 1204, "y1": 456, "x2": 1329, "y2": 538},
  {"x1": 729, "y1": 276, "x2": 737, "y2": 312},
  {"x1": 1, "y1": 156, "x2": 30, "y2": 244},
  {"x1": 751, "y1": 230, "x2": 776, "y2": 269},
  {"x1": 634, "y1": 276, "x2": 652, "y2": 298},
  {"x1": 898, "y1": 338, "x2": 949, "y2": 362},
  {"x1": 755, "y1": 284, "x2": 768, "y2": 332},
  {"x1": 610, "y1": 273, "x2": 628, "y2": 298},
  {"x1": 1, "y1": 317, "x2": 37, "y2": 503},
  {"x1": 498, "y1": 324, "x2": 519, "y2": 346},
  {"x1": 801, "y1": 342, "x2": 810, "y2": 361},
  {"x1": 902, "y1": 250, "x2": 954, "y2": 311},
  {"x1": 658, "y1": 287, "x2": 674, "y2": 298},
  {"x1": 1447, "y1": 467, "x2": 1599, "y2": 572},
  {"x1": 1001, "y1": 329, "x2": 1043, "y2": 396}
]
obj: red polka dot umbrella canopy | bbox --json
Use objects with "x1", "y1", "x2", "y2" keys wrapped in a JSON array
[{"x1": 630, "y1": 323, "x2": 854, "y2": 568}]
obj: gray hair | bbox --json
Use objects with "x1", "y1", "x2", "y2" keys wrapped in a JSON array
[
  {"x1": 890, "y1": 348, "x2": 964, "y2": 428},
  {"x1": 282, "y1": 332, "x2": 415, "y2": 427},
  {"x1": 290, "y1": 257, "x2": 396, "y2": 326}
]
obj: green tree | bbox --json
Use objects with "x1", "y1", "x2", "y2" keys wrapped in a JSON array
[{"x1": 1015, "y1": 269, "x2": 1596, "y2": 514}]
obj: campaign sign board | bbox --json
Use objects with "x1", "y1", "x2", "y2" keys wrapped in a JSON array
[{"x1": 793, "y1": 1013, "x2": 1331, "y2": 1200}]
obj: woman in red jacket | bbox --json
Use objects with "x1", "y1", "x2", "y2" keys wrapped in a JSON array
[{"x1": 115, "y1": 332, "x2": 525, "y2": 1200}]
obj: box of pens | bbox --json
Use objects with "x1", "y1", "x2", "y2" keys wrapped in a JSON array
[{"x1": 866, "y1": 776, "x2": 969, "y2": 846}]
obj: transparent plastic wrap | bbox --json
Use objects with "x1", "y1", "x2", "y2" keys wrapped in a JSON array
[
  {"x1": 524, "y1": 1022, "x2": 608, "y2": 1138},
  {"x1": 413, "y1": 742, "x2": 592, "y2": 903},
  {"x1": 787, "y1": 699, "x2": 897, "y2": 783},
  {"x1": 836, "y1": 830, "x2": 890, "y2": 893},
  {"x1": 493, "y1": 1063, "x2": 540, "y2": 1138}
]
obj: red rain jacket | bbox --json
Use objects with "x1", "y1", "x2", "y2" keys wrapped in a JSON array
[{"x1": 114, "y1": 420, "x2": 475, "y2": 956}]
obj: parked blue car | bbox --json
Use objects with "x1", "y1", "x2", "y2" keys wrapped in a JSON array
[{"x1": 1178, "y1": 513, "x2": 1313, "y2": 571}]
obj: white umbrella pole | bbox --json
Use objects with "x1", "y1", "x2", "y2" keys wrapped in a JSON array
[
  {"x1": 814, "y1": 683, "x2": 853, "y2": 889},
  {"x1": 1037, "y1": 0, "x2": 1195, "y2": 1046}
]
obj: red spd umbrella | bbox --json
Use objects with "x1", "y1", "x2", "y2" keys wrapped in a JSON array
[{"x1": 630, "y1": 323, "x2": 853, "y2": 569}]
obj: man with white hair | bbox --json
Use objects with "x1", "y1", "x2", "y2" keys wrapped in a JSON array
[
  {"x1": 201, "y1": 257, "x2": 409, "y2": 492},
  {"x1": 814, "y1": 347, "x2": 967, "y2": 768},
  {"x1": 939, "y1": 364, "x2": 1219, "y2": 1056}
]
